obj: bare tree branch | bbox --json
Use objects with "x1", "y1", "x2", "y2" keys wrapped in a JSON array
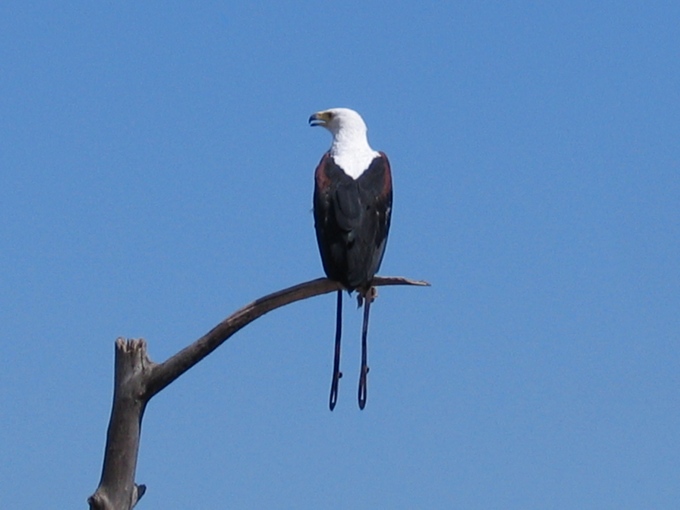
[{"x1": 88, "y1": 275, "x2": 429, "y2": 509}]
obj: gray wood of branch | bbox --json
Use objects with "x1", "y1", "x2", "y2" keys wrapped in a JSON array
[{"x1": 88, "y1": 276, "x2": 429, "y2": 510}]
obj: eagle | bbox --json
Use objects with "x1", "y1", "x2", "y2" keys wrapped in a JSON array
[{"x1": 309, "y1": 107, "x2": 393, "y2": 410}]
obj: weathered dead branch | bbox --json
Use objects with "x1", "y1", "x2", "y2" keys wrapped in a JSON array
[{"x1": 88, "y1": 276, "x2": 429, "y2": 509}]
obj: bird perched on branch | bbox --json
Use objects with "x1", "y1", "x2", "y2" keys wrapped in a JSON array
[{"x1": 309, "y1": 107, "x2": 393, "y2": 410}]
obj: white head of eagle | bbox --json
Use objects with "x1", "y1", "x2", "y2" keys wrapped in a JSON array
[
  {"x1": 309, "y1": 107, "x2": 394, "y2": 411},
  {"x1": 309, "y1": 108, "x2": 380, "y2": 180}
]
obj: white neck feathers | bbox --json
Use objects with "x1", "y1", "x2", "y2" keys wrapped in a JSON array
[{"x1": 330, "y1": 127, "x2": 379, "y2": 180}]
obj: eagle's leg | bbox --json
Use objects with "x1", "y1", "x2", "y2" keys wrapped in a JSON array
[
  {"x1": 329, "y1": 290, "x2": 343, "y2": 411},
  {"x1": 358, "y1": 286, "x2": 375, "y2": 410}
]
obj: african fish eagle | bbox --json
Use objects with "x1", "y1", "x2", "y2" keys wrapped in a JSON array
[{"x1": 309, "y1": 107, "x2": 393, "y2": 410}]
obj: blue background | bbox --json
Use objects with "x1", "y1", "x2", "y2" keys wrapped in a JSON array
[{"x1": 1, "y1": 2, "x2": 679, "y2": 508}]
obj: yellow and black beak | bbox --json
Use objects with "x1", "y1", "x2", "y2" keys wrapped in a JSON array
[{"x1": 309, "y1": 111, "x2": 331, "y2": 127}]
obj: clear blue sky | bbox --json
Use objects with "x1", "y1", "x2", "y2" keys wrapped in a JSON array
[{"x1": 1, "y1": 2, "x2": 679, "y2": 508}]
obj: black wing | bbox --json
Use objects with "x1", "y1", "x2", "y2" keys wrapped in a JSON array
[{"x1": 313, "y1": 152, "x2": 393, "y2": 291}]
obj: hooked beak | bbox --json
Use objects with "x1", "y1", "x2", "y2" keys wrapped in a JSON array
[{"x1": 309, "y1": 112, "x2": 328, "y2": 127}]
